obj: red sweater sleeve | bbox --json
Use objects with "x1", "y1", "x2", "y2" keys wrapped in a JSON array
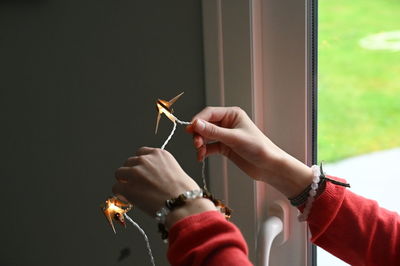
[
  {"x1": 308, "y1": 176, "x2": 400, "y2": 266},
  {"x1": 167, "y1": 211, "x2": 252, "y2": 266}
]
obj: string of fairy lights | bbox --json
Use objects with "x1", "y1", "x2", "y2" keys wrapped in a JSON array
[{"x1": 115, "y1": 93, "x2": 208, "y2": 265}]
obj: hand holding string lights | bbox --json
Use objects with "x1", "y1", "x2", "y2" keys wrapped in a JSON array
[
  {"x1": 101, "y1": 92, "x2": 230, "y2": 265},
  {"x1": 100, "y1": 92, "x2": 191, "y2": 266},
  {"x1": 101, "y1": 92, "x2": 192, "y2": 233}
]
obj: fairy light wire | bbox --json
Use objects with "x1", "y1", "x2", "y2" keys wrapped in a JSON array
[
  {"x1": 110, "y1": 110, "x2": 208, "y2": 266},
  {"x1": 123, "y1": 111, "x2": 208, "y2": 265},
  {"x1": 160, "y1": 113, "x2": 208, "y2": 190},
  {"x1": 201, "y1": 159, "x2": 207, "y2": 190},
  {"x1": 160, "y1": 121, "x2": 177, "y2": 150},
  {"x1": 124, "y1": 213, "x2": 156, "y2": 266},
  {"x1": 175, "y1": 118, "x2": 191, "y2": 125}
]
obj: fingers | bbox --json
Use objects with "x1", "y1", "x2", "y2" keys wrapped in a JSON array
[
  {"x1": 112, "y1": 182, "x2": 126, "y2": 197},
  {"x1": 123, "y1": 147, "x2": 165, "y2": 168},
  {"x1": 196, "y1": 142, "x2": 229, "y2": 161},
  {"x1": 119, "y1": 147, "x2": 168, "y2": 182},
  {"x1": 112, "y1": 183, "x2": 134, "y2": 205},
  {"x1": 188, "y1": 106, "x2": 244, "y2": 127},
  {"x1": 115, "y1": 166, "x2": 136, "y2": 183},
  {"x1": 193, "y1": 134, "x2": 204, "y2": 149},
  {"x1": 191, "y1": 119, "x2": 234, "y2": 144},
  {"x1": 135, "y1": 146, "x2": 155, "y2": 156},
  {"x1": 197, "y1": 142, "x2": 259, "y2": 178},
  {"x1": 203, "y1": 142, "x2": 226, "y2": 157},
  {"x1": 123, "y1": 156, "x2": 139, "y2": 167},
  {"x1": 186, "y1": 106, "x2": 245, "y2": 146},
  {"x1": 186, "y1": 106, "x2": 232, "y2": 133},
  {"x1": 196, "y1": 145, "x2": 206, "y2": 161}
]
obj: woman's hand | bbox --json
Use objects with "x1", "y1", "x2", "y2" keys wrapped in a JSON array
[
  {"x1": 186, "y1": 106, "x2": 313, "y2": 198},
  {"x1": 112, "y1": 147, "x2": 216, "y2": 227}
]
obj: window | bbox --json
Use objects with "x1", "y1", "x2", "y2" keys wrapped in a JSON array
[{"x1": 318, "y1": 0, "x2": 400, "y2": 265}]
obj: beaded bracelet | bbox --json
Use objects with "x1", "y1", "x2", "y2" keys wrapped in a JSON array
[
  {"x1": 297, "y1": 165, "x2": 322, "y2": 222},
  {"x1": 290, "y1": 163, "x2": 350, "y2": 222},
  {"x1": 155, "y1": 189, "x2": 203, "y2": 224},
  {"x1": 156, "y1": 189, "x2": 231, "y2": 242},
  {"x1": 202, "y1": 189, "x2": 232, "y2": 220}
]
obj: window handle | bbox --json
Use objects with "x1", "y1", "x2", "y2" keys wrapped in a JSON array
[
  {"x1": 258, "y1": 216, "x2": 283, "y2": 266},
  {"x1": 257, "y1": 200, "x2": 290, "y2": 266}
]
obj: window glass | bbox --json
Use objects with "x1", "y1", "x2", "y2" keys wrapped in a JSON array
[{"x1": 318, "y1": 0, "x2": 400, "y2": 264}]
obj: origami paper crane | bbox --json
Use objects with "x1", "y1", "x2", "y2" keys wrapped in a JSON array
[
  {"x1": 101, "y1": 196, "x2": 133, "y2": 234},
  {"x1": 155, "y1": 92, "x2": 184, "y2": 134}
]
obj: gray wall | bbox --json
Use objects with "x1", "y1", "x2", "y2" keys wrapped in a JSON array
[{"x1": 0, "y1": 1, "x2": 205, "y2": 265}]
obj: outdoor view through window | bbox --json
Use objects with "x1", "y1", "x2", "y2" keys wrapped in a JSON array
[{"x1": 318, "y1": 0, "x2": 400, "y2": 265}]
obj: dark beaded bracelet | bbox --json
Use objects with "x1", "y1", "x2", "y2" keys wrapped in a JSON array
[
  {"x1": 289, "y1": 178, "x2": 327, "y2": 207},
  {"x1": 202, "y1": 189, "x2": 232, "y2": 220},
  {"x1": 165, "y1": 194, "x2": 187, "y2": 210},
  {"x1": 157, "y1": 189, "x2": 231, "y2": 242}
]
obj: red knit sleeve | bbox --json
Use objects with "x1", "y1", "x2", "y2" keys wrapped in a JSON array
[
  {"x1": 167, "y1": 210, "x2": 252, "y2": 266},
  {"x1": 307, "y1": 176, "x2": 400, "y2": 266}
]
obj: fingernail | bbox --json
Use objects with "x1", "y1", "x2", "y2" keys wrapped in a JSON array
[
  {"x1": 115, "y1": 194, "x2": 129, "y2": 203},
  {"x1": 196, "y1": 119, "x2": 206, "y2": 131},
  {"x1": 117, "y1": 176, "x2": 129, "y2": 184}
]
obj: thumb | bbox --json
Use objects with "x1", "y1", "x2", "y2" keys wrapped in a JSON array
[{"x1": 193, "y1": 119, "x2": 234, "y2": 143}]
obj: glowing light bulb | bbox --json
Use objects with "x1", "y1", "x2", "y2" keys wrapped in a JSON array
[{"x1": 101, "y1": 196, "x2": 133, "y2": 234}]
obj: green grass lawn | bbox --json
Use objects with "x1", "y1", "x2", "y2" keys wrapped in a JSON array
[{"x1": 318, "y1": 0, "x2": 400, "y2": 162}]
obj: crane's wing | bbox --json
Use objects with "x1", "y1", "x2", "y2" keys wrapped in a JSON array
[
  {"x1": 155, "y1": 92, "x2": 184, "y2": 134},
  {"x1": 168, "y1": 92, "x2": 184, "y2": 105},
  {"x1": 155, "y1": 111, "x2": 161, "y2": 134},
  {"x1": 103, "y1": 209, "x2": 117, "y2": 234}
]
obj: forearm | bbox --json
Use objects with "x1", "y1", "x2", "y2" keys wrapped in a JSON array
[{"x1": 258, "y1": 148, "x2": 314, "y2": 199}]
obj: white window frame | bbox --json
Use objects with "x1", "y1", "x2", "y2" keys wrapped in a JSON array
[{"x1": 202, "y1": 0, "x2": 316, "y2": 265}]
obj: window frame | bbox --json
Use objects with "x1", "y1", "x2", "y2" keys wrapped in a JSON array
[{"x1": 201, "y1": 0, "x2": 317, "y2": 264}]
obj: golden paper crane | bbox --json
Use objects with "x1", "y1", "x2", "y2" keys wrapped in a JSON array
[
  {"x1": 101, "y1": 196, "x2": 133, "y2": 234},
  {"x1": 155, "y1": 92, "x2": 184, "y2": 134}
]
